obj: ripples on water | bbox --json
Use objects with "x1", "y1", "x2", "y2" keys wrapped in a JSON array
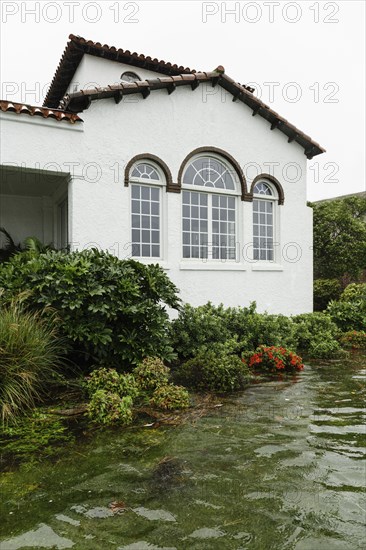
[{"x1": 0, "y1": 356, "x2": 365, "y2": 549}]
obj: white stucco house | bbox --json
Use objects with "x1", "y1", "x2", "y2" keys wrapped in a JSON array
[{"x1": 0, "y1": 35, "x2": 325, "y2": 314}]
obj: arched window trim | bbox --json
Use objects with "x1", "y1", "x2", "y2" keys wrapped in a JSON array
[
  {"x1": 124, "y1": 154, "x2": 173, "y2": 190},
  {"x1": 178, "y1": 147, "x2": 249, "y2": 200},
  {"x1": 250, "y1": 174, "x2": 284, "y2": 205}
]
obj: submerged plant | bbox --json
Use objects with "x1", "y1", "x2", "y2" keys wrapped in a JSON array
[
  {"x1": 87, "y1": 391, "x2": 133, "y2": 425},
  {"x1": 150, "y1": 384, "x2": 190, "y2": 410}
]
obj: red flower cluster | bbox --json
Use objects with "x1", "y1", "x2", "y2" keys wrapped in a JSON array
[{"x1": 247, "y1": 346, "x2": 304, "y2": 373}]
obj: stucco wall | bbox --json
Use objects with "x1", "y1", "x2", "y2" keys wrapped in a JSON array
[
  {"x1": 0, "y1": 71, "x2": 313, "y2": 315},
  {"x1": 67, "y1": 54, "x2": 167, "y2": 94}
]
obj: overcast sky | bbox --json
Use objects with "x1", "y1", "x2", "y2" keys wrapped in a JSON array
[{"x1": 1, "y1": 0, "x2": 365, "y2": 201}]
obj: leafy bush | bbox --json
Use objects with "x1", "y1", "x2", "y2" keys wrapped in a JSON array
[
  {"x1": 175, "y1": 342, "x2": 251, "y2": 392},
  {"x1": 327, "y1": 299, "x2": 366, "y2": 332},
  {"x1": 247, "y1": 346, "x2": 303, "y2": 373},
  {"x1": 339, "y1": 330, "x2": 366, "y2": 349},
  {"x1": 150, "y1": 384, "x2": 190, "y2": 410},
  {"x1": 0, "y1": 295, "x2": 64, "y2": 423},
  {"x1": 291, "y1": 312, "x2": 341, "y2": 357},
  {"x1": 133, "y1": 357, "x2": 170, "y2": 392},
  {"x1": 0, "y1": 249, "x2": 180, "y2": 368},
  {"x1": 87, "y1": 390, "x2": 133, "y2": 425},
  {"x1": 86, "y1": 367, "x2": 139, "y2": 399},
  {"x1": 170, "y1": 302, "x2": 297, "y2": 361},
  {"x1": 313, "y1": 279, "x2": 342, "y2": 311},
  {"x1": 339, "y1": 283, "x2": 366, "y2": 302}
]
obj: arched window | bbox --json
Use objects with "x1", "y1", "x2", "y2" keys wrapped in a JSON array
[
  {"x1": 130, "y1": 161, "x2": 163, "y2": 258},
  {"x1": 252, "y1": 180, "x2": 277, "y2": 261},
  {"x1": 121, "y1": 71, "x2": 141, "y2": 83},
  {"x1": 181, "y1": 155, "x2": 239, "y2": 260}
]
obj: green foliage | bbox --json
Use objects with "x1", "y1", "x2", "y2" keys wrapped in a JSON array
[
  {"x1": 86, "y1": 368, "x2": 139, "y2": 399},
  {"x1": 0, "y1": 249, "x2": 180, "y2": 368},
  {"x1": 133, "y1": 357, "x2": 170, "y2": 392},
  {"x1": 0, "y1": 294, "x2": 64, "y2": 423},
  {"x1": 247, "y1": 346, "x2": 304, "y2": 373},
  {"x1": 87, "y1": 390, "x2": 133, "y2": 425},
  {"x1": 327, "y1": 300, "x2": 366, "y2": 332},
  {"x1": 326, "y1": 283, "x2": 366, "y2": 332},
  {"x1": 313, "y1": 278, "x2": 342, "y2": 311},
  {"x1": 0, "y1": 410, "x2": 74, "y2": 461},
  {"x1": 0, "y1": 227, "x2": 55, "y2": 264},
  {"x1": 170, "y1": 302, "x2": 297, "y2": 361},
  {"x1": 150, "y1": 384, "x2": 190, "y2": 410},
  {"x1": 311, "y1": 196, "x2": 366, "y2": 279},
  {"x1": 175, "y1": 341, "x2": 251, "y2": 392},
  {"x1": 339, "y1": 283, "x2": 366, "y2": 302},
  {"x1": 340, "y1": 331, "x2": 366, "y2": 349},
  {"x1": 85, "y1": 367, "x2": 139, "y2": 426},
  {"x1": 291, "y1": 312, "x2": 341, "y2": 357},
  {"x1": 292, "y1": 312, "x2": 342, "y2": 358}
]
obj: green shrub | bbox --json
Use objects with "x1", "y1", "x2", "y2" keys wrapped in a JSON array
[
  {"x1": 327, "y1": 299, "x2": 366, "y2": 332},
  {"x1": 150, "y1": 384, "x2": 190, "y2": 410},
  {"x1": 0, "y1": 295, "x2": 64, "y2": 423},
  {"x1": 175, "y1": 342, "x2": 251, "y2": 392},
  {"x1": 169, "y1": 303, "x2": 234, "y2": 360},
  {"x1": 170, "y1": 302, "x2": 297, "y2": 360},
  {"x1": 133, "y1": 357, "x2": 170, "y2": 392},
  {"x1": 247, "y1": 346, "x2": 304, "y2": 373},
  {"x1": 339, "y1": 283, "x2": 366, "y2": 302},
  {"x1": 86, "y1": 367, "x2": 139, "y2": 399},
  {"x1": 291, "y1": 312, "x2": 341, "y2": 358},
  {"x1": 339, "y1": 330, "x2": 366, "y2": 349},
  {"x1": 87, "y1": 390, "x2": 133, "y2": 425},
  {"x1": 0, "y1": 249, "x2": 180, "y2": 368},
  {"x1": 313, "y1": 279, "x2": 342, "y2": 311}
]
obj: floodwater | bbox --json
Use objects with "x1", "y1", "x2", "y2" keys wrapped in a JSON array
[{"x1": 1, "y1": 356, "x2": 365, "y2": 549}]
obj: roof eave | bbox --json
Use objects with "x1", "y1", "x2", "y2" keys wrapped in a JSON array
[{"x1": 62, "y1": 71, "x2": 325, "y2": 159}]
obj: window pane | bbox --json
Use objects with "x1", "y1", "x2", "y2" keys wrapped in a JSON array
[
  {"x1": 151, "y1": 216, "x2": 159, "y2": 230},
  {"x1": 151, "y1": 187, "x2": 159, "y2": 201},
  {"x1": 151, "y1": 231, "x2": 159, "y2": 243},
  {"x1": 141, "y1": 186, "x2": 150, "y2": 200},
  {"x1": 132, "y1": 215, "x2": 140, "y2": 228},
  {"x1": 142, "y1": 215, "x2": 150, "y2": 228},
  {"x1": 132, "y1": 200, "x2": 140, "y2": 214},
  {"x1": 183, "y1": 246, "x2": 190, "y2": 258},
  {"x1": 142, "y1": 230, "x2": 150, "y2": 243},
  {"x1": 142, "y1": 244, "x2": 150, "y2": 257},
  {"x1": 142, "y1": 201, "x2": 150, "y2": 215},
  {"x1": 151, "y1": 202, "x2": 159, "y2": 216},
  {"x1": 131, "y1": 184, "x2": 160, "y2": 258}
]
